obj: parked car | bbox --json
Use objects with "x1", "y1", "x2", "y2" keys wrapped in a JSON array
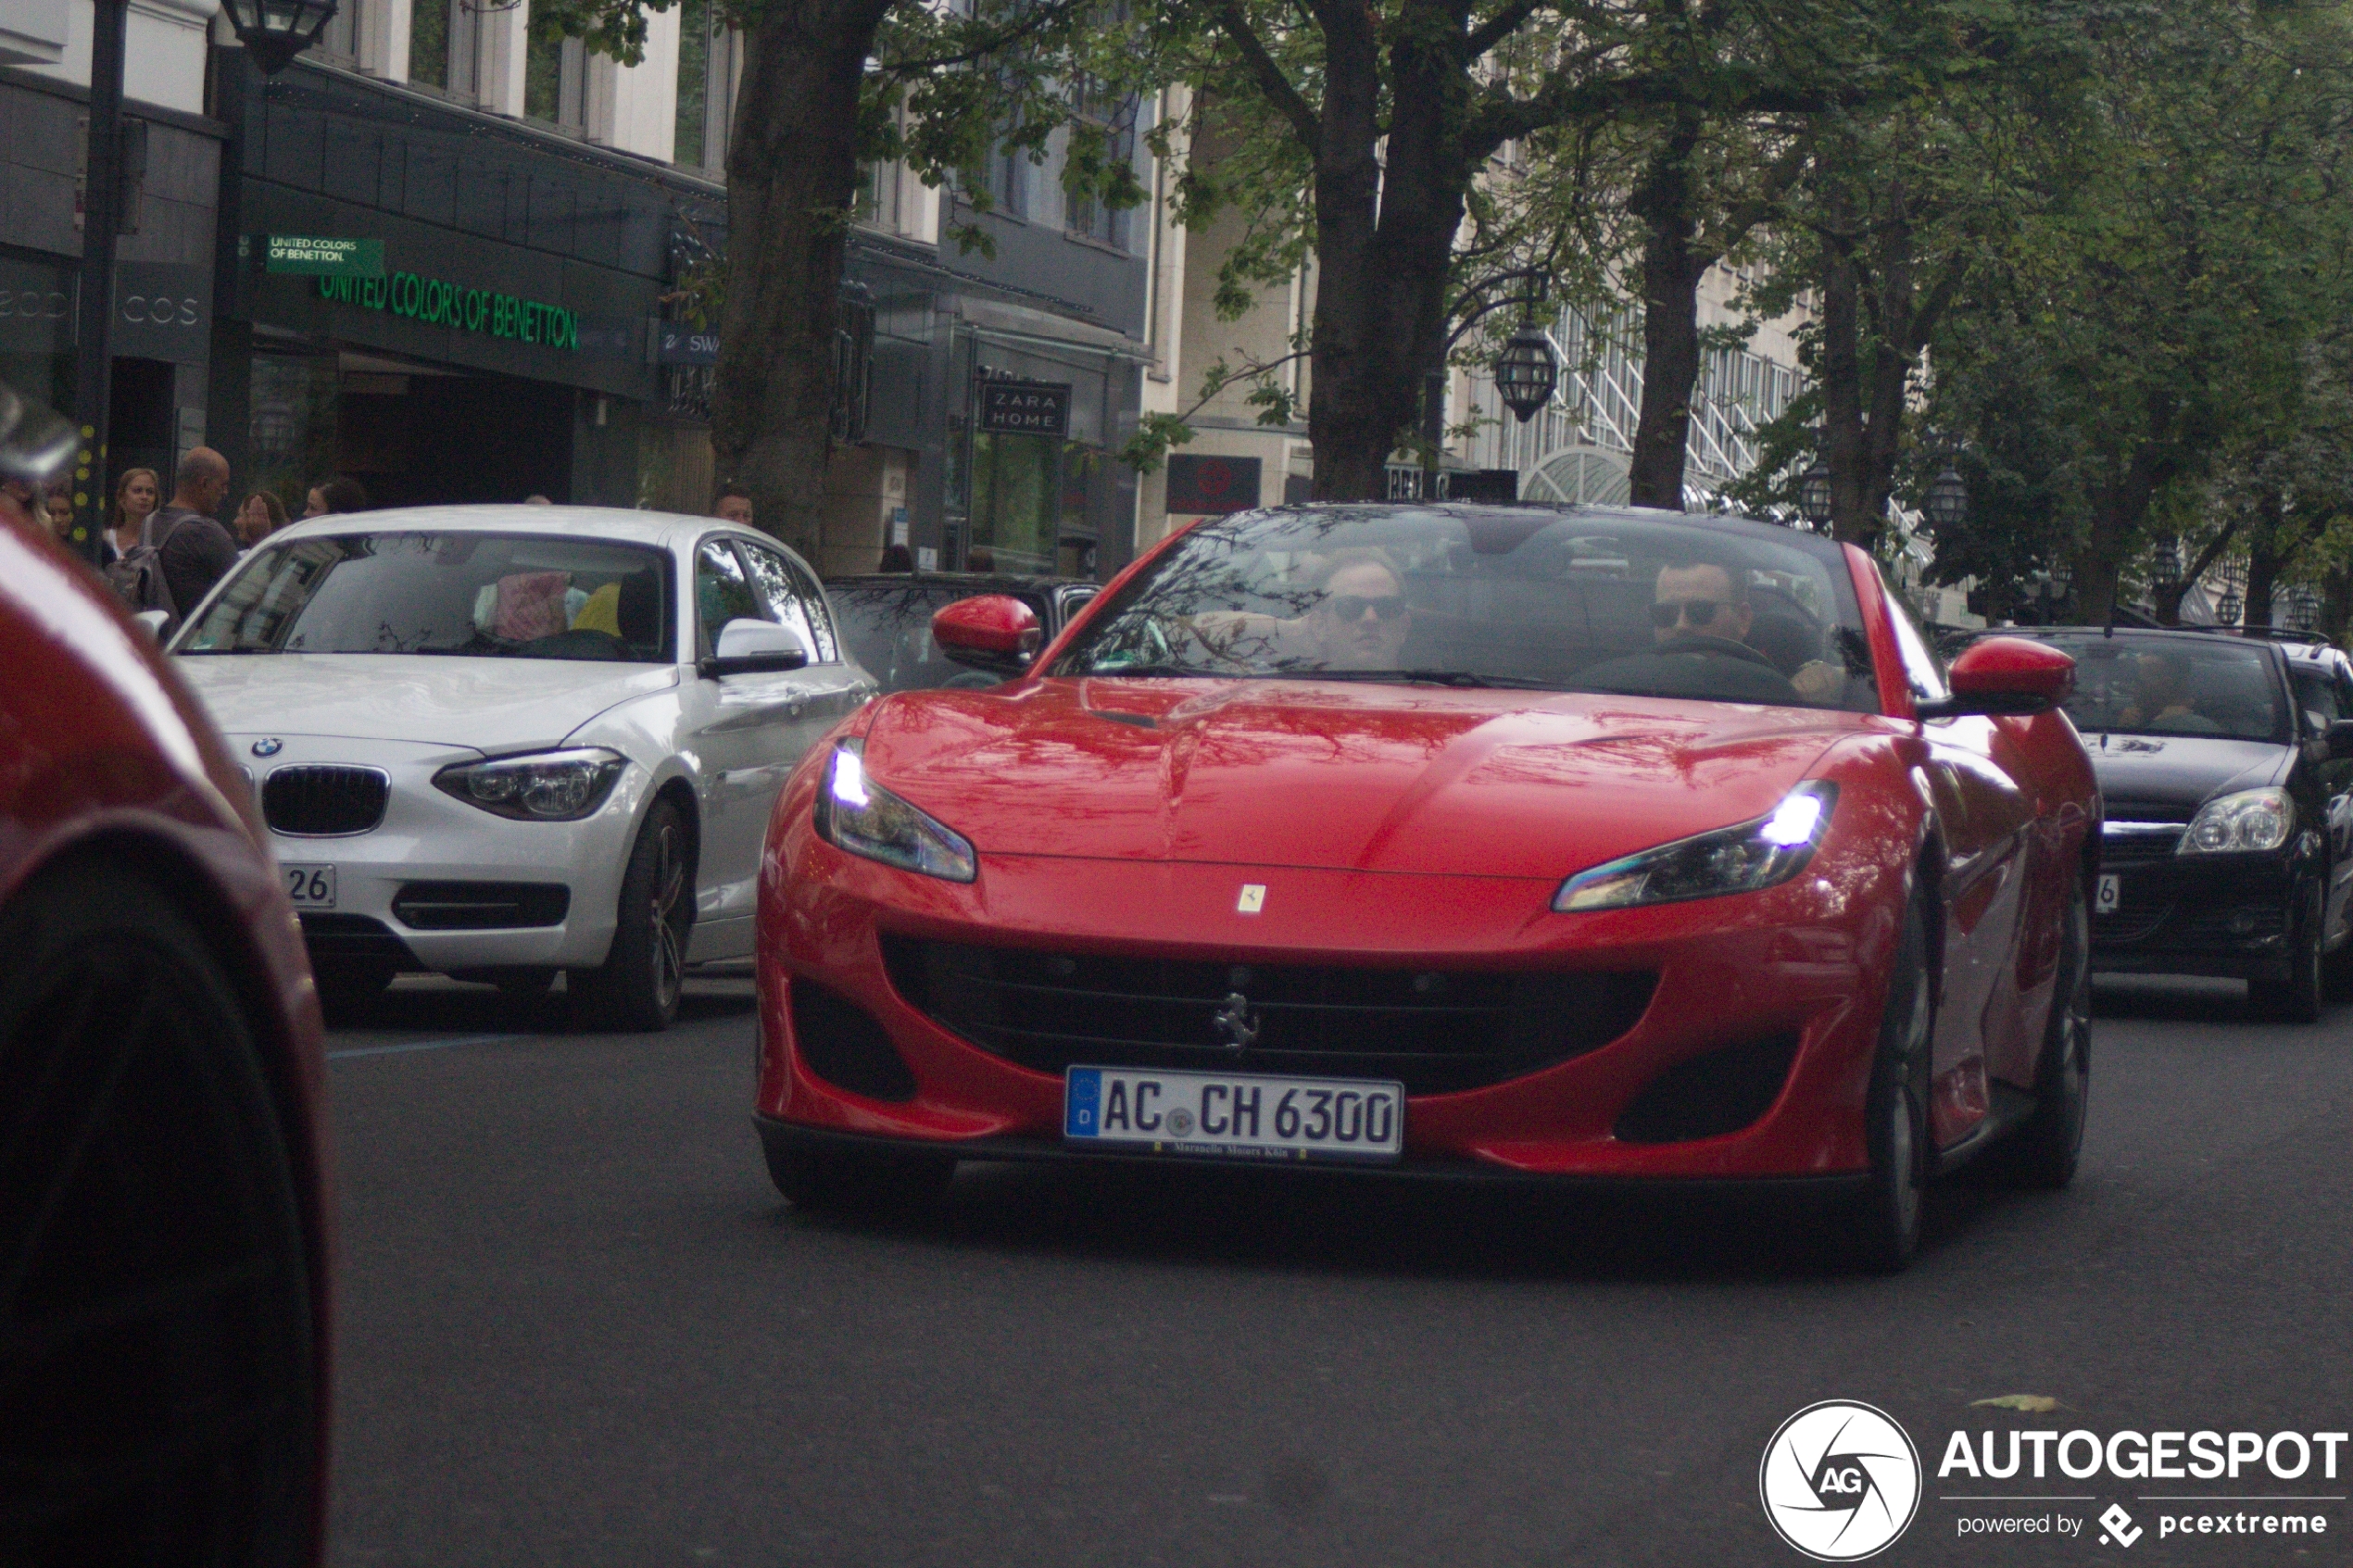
[
  {"x1": 0, "y1": 397, "x2": 332, "y2": 1563},
  {"x1": 825, "y1": 571, "x2": 1099, "y2": 692},
  {"x1": 2013, "y1": 625, "x2": 2353, "y2": 1018},
  {"x1": 169, "y1": 505, "x2": 876, "y2": 1029},
  {"x1": 756, "y1": 503, "x2": 2098, "y2": 1271}
]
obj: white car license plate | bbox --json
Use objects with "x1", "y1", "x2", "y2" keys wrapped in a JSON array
[
  {"x1": 283, "y1": 863, "x2": 336, "y2": 909},
  {"x1": 2097, "y1": 872, "x2": 2121, "y2": 914},
  {"x1": 1063, "y1": 1066, "x2": 1403, "y2": 1163}
]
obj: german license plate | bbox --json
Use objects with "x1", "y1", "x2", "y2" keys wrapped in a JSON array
[
  {"x1": 283, "y1": 863, "x2": 336, "y2": 909},
  {"x1": 2097, "y1": 872, "x2": 2121, "y2": 914},
  {"x1": 1063, "y1": 1066, "x2": 1403, "y2": 1163}
]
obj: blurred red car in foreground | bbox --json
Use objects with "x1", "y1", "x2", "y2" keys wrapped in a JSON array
[
  {"x1": 0, "y1": 387, "x2": 332, "y2": 1566},
  {"x1": 755, "y1": 503, "x2": 2098, "y2": 1270}
]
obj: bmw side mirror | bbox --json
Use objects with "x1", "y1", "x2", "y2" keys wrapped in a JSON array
[
  {"x1": 699, "y1": 617, "x2": 809, "y2": 679},
  {"x1": 2327, "y1": 720, "x2": 2353, "y2": 761},
  {"x1": 933, "y1": 595, "x2": 1043, "y2": 679},
  {"x1": 1916, "y1": 637, "x2": 2076, "y2": 721}
]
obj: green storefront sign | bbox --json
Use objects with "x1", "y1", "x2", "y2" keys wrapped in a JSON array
[
  {"x1": 314, "y1": 270, "x2": 580, "y2": 353},
  {"x1": 266, "y1": 235, "x2": 385, "y2": 277}
]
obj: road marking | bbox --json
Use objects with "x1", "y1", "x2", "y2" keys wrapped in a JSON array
[{"x1": 328, "y1": 1034, "x2": 520, "y2": 1060}]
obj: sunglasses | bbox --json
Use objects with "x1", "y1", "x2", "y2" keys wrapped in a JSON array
[
  {"x1": 1651, "y1": 598, "x2": 1731, "y2": 629},
  {"x1": 1327, "y1": 594, "x2": 1408, "y2": 623}
]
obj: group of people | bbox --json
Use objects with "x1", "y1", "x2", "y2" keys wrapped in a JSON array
[{"x1": 10, "y1": 448, "x2": 374, "y2": 630}]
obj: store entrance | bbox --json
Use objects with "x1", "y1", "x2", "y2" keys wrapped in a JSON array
[{"x1": 335, "y1": 364, "x2": 574, "y2": 508}]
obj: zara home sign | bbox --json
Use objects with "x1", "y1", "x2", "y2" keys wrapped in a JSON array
[{"x1": 978, "y1": 380, "x2": 1072, "y2": 437}]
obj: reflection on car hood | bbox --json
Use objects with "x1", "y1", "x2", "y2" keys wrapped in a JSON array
[
  {"x1": 2082, "y1": 732, "x2": 2290, "y2": 815},
  {"x1": 173, "y1": 653, "x2": 678, "y2": 752},
  {"x1": 862, "y1": 678, "x2": 1866, "y2": 878}
]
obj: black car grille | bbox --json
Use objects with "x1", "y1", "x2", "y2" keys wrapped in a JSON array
[
  {"x1": 2101, "y1": 826, "x2": 2185, "y2": 864},
  {"x1": 880, "y1": 935, "x2": 1656, "y2": 1096},
  {"x1": 262, "y1": 766, "x2": 390, "y2": 836},
  {"x1": 392, "y1": 882, "x2": 571, "y2": 930},
  {"x1": 296, "y1": 912, "x2": 416, "y2": 965}
]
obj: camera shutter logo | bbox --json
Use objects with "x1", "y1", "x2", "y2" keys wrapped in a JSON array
[{"x1": 1758, "y1": 1400, "x2": 1921, "y2": 1562}]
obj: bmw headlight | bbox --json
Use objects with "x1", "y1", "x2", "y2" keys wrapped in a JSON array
[
  {"x1": 2180, "y1": 788, "x2": 2293, "y2": 854},
  {"x1": 434, "y1": 748, "x2": 626, "y2": 822},
  {"x1": 1554, "y1": 784, "x2": 1837, "y2": 912},
  {"x1": 812, "y1": 739, "x2": 977, "y2": 883}
]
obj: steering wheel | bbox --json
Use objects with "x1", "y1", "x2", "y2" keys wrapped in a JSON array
[{"x1": 1664, "y1": 633, "x2": 1780, "y2": 670}]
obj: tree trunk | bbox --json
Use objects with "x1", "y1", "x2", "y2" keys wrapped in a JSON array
[
  {"x1": 1305, "y1": 3, "x2": 1468, "y2": 501},
  {"x1": 712, "y1": 0, "x2": 891, "y2": 560},
  {"x1": 2244, "y1": 490, "x2": 2285, "y2": 630},
  {"x1": 1627, "y1": 115, "x2": 1705, "y2": 511},
  {"x1": 1818, "y1": 232, "x2": 1877, "y2": 546}
]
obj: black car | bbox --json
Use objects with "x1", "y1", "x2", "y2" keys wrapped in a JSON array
[
  {"x1": 826, "y1": 572, "x2": 1100, "y2": 693},
  {"x1": 2020, "y1": 626, "x2": 2353, "y2": 1018}
]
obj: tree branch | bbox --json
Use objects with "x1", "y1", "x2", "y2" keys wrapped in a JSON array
[
  {"x1": 1459, "y1": 0, "x2": 1554, "y2": 63},
  {"x1": 1214, "y1": 1, "x2": 1323, "y2": 157},
  {"x1": 874, "y1": 0, "x2": 1093, "y2": 78}
]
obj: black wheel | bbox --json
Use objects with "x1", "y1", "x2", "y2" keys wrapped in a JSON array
[
  {"x1": 2250, "y1": 880, "x2": 2325, "y2": 1023},
  {"x1": 573, "y1": 797, "x2": 691, "y2": 1033},
  {"x1": 311, "y1": 955, "x2": 396, "y2": 1025},
  {"x1": 1843, "y1": 891, "x2": 1934, "y2": 1273},
  {"x1": 764, "y1": 1135, "x2": 954, "y2": 1216},
  {"x1": 1992, "y1": 879, "x2": 2091, "y2": 1189},
  {"x1": 0, "y1": 853, "x2": 318, "y2": 1566}
]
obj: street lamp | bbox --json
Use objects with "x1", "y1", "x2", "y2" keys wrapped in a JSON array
[
  {"x1": 1492, "y1": 324, "x2": 1559, "y2": 424},
  {"x1": 1798, "y1": 460, "x2": 1833, "y2": 524},
  {"x1": 220, "y1": 0, "x2": 342, "y2": 72},
  {"x1": 2218, "y1": 591, "x2": 2244, "y2": 627},
  {"x1": 1926, "y1": 467, "x2": 1969, "y2": 532}
]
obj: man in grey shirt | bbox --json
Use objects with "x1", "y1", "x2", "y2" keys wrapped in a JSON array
[{"x1": 148, "y1": 447, "x2": 239, "y2": 619}]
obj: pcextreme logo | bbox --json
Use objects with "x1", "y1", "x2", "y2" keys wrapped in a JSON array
[{"x1": 1761, "y1": 1400, "x2": 1925, "y2": 1562}]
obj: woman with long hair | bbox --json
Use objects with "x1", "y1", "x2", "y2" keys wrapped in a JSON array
[{"x1": 107, "y1": 468, "x2": 160, "y2": 562}]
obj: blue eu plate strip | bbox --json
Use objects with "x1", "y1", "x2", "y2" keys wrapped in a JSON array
[{"x1": 1065, "y1": 1067, "x2": 1102, "y2": 1138}]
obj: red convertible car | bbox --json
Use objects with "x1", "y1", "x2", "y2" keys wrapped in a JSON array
[
  {"x1": 0, "y1": 386, "x2": 332, "y2": 1564},
  {"x1": 754, "y1": 503, "x2": 2096, "y2": 1269}
]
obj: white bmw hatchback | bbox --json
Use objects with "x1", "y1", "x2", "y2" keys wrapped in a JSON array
[{"x1": 170, "y1": 505, "x2": 876, "y2": 1030}]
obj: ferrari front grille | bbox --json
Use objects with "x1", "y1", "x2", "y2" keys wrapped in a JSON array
[
  {"x1": 262, "y1": 765, "x2": 390, "y2": 836},
  {"x1": 879, "y1": 936, "x2": 1655, "y2": 1096}
]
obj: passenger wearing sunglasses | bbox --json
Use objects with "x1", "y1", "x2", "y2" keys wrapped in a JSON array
[{"x1": 1184, "y1": 549, "x2": 1414, "y2": 673}]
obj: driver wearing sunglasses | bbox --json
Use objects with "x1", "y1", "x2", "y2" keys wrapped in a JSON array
[{"x1": 1652, "y1": 561, "x2": 1754, "y2": 648}]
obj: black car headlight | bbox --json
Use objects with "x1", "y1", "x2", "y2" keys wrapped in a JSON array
[
  {"x1": 1554, "y1": 784, "x2": 1837, "y2": 912},
  {"x1": 2179, "y1": 788, "x2": 2293, "y2": 854},
  {"x1": 434, "y1": 748, "x2": 626, "y2": 822},
  {"x1": 812, "y1": 739, "x2": 977, "y2": 883}
]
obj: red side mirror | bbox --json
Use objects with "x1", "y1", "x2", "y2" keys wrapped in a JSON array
[
  {"x1": 931, "y1": 595, "x2": 1043, "y2": 677},
  {"x1": 1919, "y1": 636, "x2": 2076, "y2": 719}
]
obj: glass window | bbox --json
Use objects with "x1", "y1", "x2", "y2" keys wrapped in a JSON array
[
  {"x1": 179, "y1": 533, "x2": 674, "y2": 662},
  {"x1": 525, "y1": 29, "x2": 585, "y2": 129},
  {"x1": 1053, "y1": 508, "x2": 1880, "y2": 711},
  {"x1": 696, "y1": 537, "x2": 767, "y2": 651},
  {"x1": 673, "y1": 0, "x2": 711, "y2": 165},
  {"x1": 2032, "y1": 633, "x2": 2289, "y2": 744},
  {"x1": 970, "y1": 431, "x2": 1058, "y2": 573},
  {"x1": 2291, "y1": 666, "x2": 2343, "y2": 734},
  {"x1": 317, "y1": 0, "x2": 360, "y2": 61},
  {"x1": 1879, "y1": 571, "x2": 1948, "y2": 704},
  {"x1": 736, "y1": 539, "x2": 838, "y2": 662},
  {"x1": 408, "y1": 0, "x2": 447, "y2": 88},
  {"x1": 832, "y1": 581, "x2": 1051, "y2": 694}
]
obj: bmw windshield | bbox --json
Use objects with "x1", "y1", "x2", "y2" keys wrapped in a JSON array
[
  {"x1": 176, "y1": 532, "x2": 675, "y2": 663},
  {"x1": 1054, "y1": 506, "x2": 1879, "y2": 710}
]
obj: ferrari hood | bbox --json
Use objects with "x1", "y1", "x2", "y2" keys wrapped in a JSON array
[
  {"x1": 172, "y1": 653, "x2": 679, "y2": 753},
  {"x1": 862, "y1": 678, "x2": 1866, "y2": 880}
]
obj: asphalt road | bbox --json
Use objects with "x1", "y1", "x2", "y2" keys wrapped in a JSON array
[{"x1": 321, "y1": 973, "x2": 2353, "y2": 1568}]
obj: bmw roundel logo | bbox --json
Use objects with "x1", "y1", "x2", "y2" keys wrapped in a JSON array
[{"x1": 251, "y1": 738, "x2": 283, "y2": 758}]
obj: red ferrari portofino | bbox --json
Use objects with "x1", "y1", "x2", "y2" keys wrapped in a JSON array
[
  {"x1": 754, "y1": 504, "x2": 2095, "y2": 1268},
  {"x1": 0, "y1": 385, "x2": 332, "y2": 1564}
]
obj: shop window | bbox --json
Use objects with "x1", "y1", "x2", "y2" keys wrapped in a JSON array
[
  {"x1": 246, "y1": 353, "x2": 341, "y2": 522},
  {"x1": 524, "y1": 25, "x2": 585, "y2": 130},
  {"x1": 673, "y1": 0, "x2": 738, "y2": 172},
  {"x1": 969, "y1": 432, "x2": 1058, "y2": 574}
]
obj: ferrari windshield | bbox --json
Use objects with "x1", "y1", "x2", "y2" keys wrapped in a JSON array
[
  {"x1": 176, "y1": 532, "x2": 674, "y2": 663},
  {"x1": 1055, "y1": 506, "x2": 1879, "y2": 710},
  {"x1": 2033, "y1": 633, "x2": 2288, "y2": 744}
]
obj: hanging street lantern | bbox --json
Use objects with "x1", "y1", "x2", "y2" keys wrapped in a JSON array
[
  {"x1": 1926, "y1": 467, "x2": 1969, "y2": 533},
  {"x1": 2287, "y1": 585, "x2": 2322, "y2": 632},
  {"x1": 1798, "y1": 460, "x2": 1833, "y2": 524},
  {"x1": 1492, "y1": 324, "x2": 1560, "y2": 423},
  {"x1": 220, "y1": 0, "x2": 341, "y2": 73},
  {"x1": 2217, "y1": 590, "x2": 2244, "y2": 627}
]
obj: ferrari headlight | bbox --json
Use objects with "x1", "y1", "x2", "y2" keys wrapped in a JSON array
[
  {"x1": 1554, "y1": 784, "x2": 1837, "y2": 912},
  {"x1": 812, "y1": 739, "x2": 976, "y2": 883},
  {"x1": 434, "y1": 748, "x2": 625, "y2": 822},
  {"x1": 2180, "y1": 788, "x2": 2293, "y2": 854}
]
